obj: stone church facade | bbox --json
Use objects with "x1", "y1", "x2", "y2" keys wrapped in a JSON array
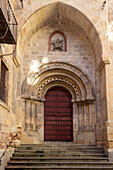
[{"x1": 0, "y1": 0, "x2": 113, "y2": 168}]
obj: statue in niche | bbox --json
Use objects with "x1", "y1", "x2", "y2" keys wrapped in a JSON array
[
  {"x1": 50, "y1": 32, "x2": 65, "y2": 52},
  {"x1": 51, "y1": 38, "x2": 64, "y2": 52}
]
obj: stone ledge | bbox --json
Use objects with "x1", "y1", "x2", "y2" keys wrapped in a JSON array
[{"x1": 97, "y1": 58, "x2": 111, "y2": 71}]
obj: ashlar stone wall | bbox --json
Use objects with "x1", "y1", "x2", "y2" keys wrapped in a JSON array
[
  {"x1": 0, "y1": 44, "x2": 22, "y2": 168},
  {"x1": 13, "y1": 0, "x2": 108, "y2": 149},
  {"x1": 21, "y1": 23, "x2": 96, "y2": 144},
  {"x1": 1, "y1": 0, "x2": 113, "y2": 162},
  {"x1": 23, "y1": 25, "x2": 95, "y2": 86}
]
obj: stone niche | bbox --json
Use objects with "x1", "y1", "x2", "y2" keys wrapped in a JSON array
[{"x1": 49, "y1": 30, "x2": 67, "y2": 52}]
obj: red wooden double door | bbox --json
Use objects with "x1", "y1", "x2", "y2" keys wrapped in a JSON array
[{"x1": 44, "y1": 86, "x2": 73, "y2": 142}]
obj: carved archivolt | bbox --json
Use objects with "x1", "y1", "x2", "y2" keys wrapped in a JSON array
[
  {"x1": 22, "y1": 62, "x2": 94, "y2": 102},
  {"x1": 37, "y1": 76, "x2": 81, "y2": 100}
]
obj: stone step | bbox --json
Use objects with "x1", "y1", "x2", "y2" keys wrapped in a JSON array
[
  {"x1": 6, "y1": 144, "x2": 111, "y2": 169},
  {"x1": 13, "y1": 153, "x2": 106, "y2": 158},
  {"x1": 16, "y1": 143, "x2": 102, "y2": 148},
  {"x1": 5, "y1": 165, "x2": 113, "y2": 170},
  {"x1": 21, "y1": 144, "x2": 97, "y2": 147},
  {"x1": 15, "y1": 149, "x2": 104, "y2": 154},
  {"x1": 17, "y1": 146, "x2": 103, "y2": 151},
  {"x1": 8, "y1": 161, "x2": 113, "y2": 166},
  {"x1": 10, "y1": 157, "x2": 108, "y2": 162}
]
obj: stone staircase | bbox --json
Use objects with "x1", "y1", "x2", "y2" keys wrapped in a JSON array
[{"x1": 5, "y1": 143, "x2": 113, "y2": 169}]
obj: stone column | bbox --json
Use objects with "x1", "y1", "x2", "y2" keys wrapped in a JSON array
[
  {"x1": 95, "y1": 70, "x2": 102, "y2": 146},
  {"x1": 100, "y1": 65, "x2": 108, "y2": 153},
  {"x1": 89, "y1": 103, "x2": 95, "y2": 144},
  {"x1": 29, "y1": 101, "x2": 33, "y2": 131},
  {"x1": 83, "y1": 104, "x2": 88, "y2": 132},
  {"x1": 24, "y1": 100, "x2": 27, "y2": 130},
  {"x1": 107, "y1": 121, "x2": 113, "y2": 161},
  {"x1": 24, "y1": 100, "x2": 30, "y2": 131},
  {"x1": 72, "y1": 102, "x2": 78, "y2": 143},
  {"x1": 32, "y1": 101, "x2": 36, "y2": 131},
  {"x1": 77, "y1": 103, "x2": 84, "y2": 143},
  {"x1": 27, "y1": 100, "x2": 31, "y2": 131},
  {"x1": 89, "y1": 104, "x2": 92, "y2": 132},
  {"x1": 38, "y1": 101, "x2": 44, "y2": 143},
  {"x1": 78, "y1": 103, "x2": 83, "y2": 132},
  {"x1": 35, "y1": 102, "x2": 38, "y2": 131},
  {"x1": 0, "y1": 59, "x2": 1, "y2": 81}
]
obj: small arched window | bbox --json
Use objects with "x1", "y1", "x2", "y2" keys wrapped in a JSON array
[{"x1": 49, "y1": 30, "x2": 67, "y2": 52}]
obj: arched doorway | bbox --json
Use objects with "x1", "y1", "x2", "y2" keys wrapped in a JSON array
[
  {"x1": 44, "y1": 86, "x2": 73, "y2": 142},
  {"x1": 22, "y1": 62, "x2": 95, "y2": 144}
]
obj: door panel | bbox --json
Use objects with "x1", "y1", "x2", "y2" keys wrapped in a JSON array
[{"x1": 44, "y1": 86, "x2": 73, "y2": 142}]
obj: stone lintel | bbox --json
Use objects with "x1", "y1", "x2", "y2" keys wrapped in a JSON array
[{"x1": 97, "y1": 58, "x2": 111, "y2": 71}]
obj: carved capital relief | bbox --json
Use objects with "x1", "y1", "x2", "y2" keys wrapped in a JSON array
[
  {"x1": 76, "y1": 99, "x2": 95, "y2": 106},
  {"x1": 22, "y1": 96, "x2": 41, "y2": 104}
]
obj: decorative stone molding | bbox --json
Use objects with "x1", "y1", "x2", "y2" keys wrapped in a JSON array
[
  {"x1": 37, "y1": 75, "x2": 81, "y2": 100},
  {"x1": 76, "y1": 98, "x2": 95, "y2": 105},
  {"x1": 22, "y1": 62, "x2": 93, "y2": 101},
  {"x1": 22, "y1": 62, "x2": 96, "y2": 145},
  {"x1": 22, "y1": 95, "x2": 42, "y2": 103}
]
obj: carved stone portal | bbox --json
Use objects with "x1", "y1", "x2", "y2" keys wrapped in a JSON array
[{"x1": 22, "y1": 62, "x2": 95, "y2": 144}]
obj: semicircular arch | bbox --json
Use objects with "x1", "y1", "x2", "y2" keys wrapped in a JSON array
[{"x1": 22, "y1": 62, "x2": 94, "y2": 102}]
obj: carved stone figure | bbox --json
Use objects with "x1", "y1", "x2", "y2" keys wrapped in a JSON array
[{"x1": 51, "y1": 38, "x2": 64, "y2": 51}]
